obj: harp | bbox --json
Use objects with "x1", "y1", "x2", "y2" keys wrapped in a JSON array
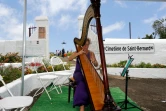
[{"x1": 74, "y1": 0, "x2": 121, "y2": 111}]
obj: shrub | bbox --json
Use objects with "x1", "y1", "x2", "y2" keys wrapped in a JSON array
[
  {"x1": 152, "y1": 63, "x2": 166, "y2": 68},
  {"x1": 138, "y1": 62, "x2": 146, "y2": 68},
  {"x1": 0, "y1": 65, "x2": 22, "y2": 87},
  {"x1": 0, "y1": 56, "x2": 72, "y2": 87},
  {"x1": 118, "y1": 60, "x2": 127, "y2": 67},
  {"x1": 146, "y1": 63, "x2": 152, "y2": 68},
  {"x1": 37, "y1": 66, "x2": 47, "y2": 73},
  {"x1": 111, "y1": 63, "x2": 118, "y2": 67},
  {"x1": 0, "y1": 52, "x2": 22, "y2": 63},
  {"x1": 47, "y1": 65, "x2": 53, "y2": 72},
  {"x1": 65, "y1": 64, "x2": 70, "y2": 70},
  {"x1": 25, "y1": 67, "x2": 33, "y2": 74},
  {"x1": 130, "y1": 64, "x2": 135, "y2": 68},
  {"x1": 53, "y1": 64, "x2": 64, "y2": 71},
  {"x1": 107, "y1": 61, "x2": 166, "y2": 68},
  {"x1": 50, "y1": 52, "x2": 55, "y2": 59}
]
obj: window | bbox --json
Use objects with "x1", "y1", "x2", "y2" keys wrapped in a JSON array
[{"x1": 38, "y1": 27, "x2": 46, "y2": 39}]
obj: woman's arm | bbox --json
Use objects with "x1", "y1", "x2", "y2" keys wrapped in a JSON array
[
  {"x1": 68, "y1": 50, "x2": 85, "y2": 61},
  {"x1": 90, "y1": 51, "x2": 98, "y2": 67}
]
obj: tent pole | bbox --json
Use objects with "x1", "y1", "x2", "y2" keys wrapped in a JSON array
[{"x1": 21, "y1": 0, "x2": 27, "y2": 96}]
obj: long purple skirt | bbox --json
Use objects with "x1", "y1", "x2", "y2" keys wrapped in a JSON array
[{"x1": 73, "y1": 71, "x2": 89, "y2": 107}]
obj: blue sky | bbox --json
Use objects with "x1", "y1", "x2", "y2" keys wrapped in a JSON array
[{"x1": 0, "y1": 0, "x2": 166, "y2": 52}]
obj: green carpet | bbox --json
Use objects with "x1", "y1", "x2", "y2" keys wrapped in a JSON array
[
  {"x1": 30, "y1": 86, "x2": 142, "y2": 111},
  {"x1": 110, "y1": 87, "x2": 142, "y2": 111}
]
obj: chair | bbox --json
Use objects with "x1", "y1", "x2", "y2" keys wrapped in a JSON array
[
  {"x1": 0, "y1": 75, "x2": 33, "y2": 111},
  {"x1": 50, "y1": 56, "x2": 73, "y2": 93},
  {"x1": 31, "y1": 57, "x2": 59, "y2": 100},
  {"x1": 50, "y1": 56, "x2": 67, "y2": 71},
  {"x1": 68, "y1": 77, "x2": 76, "y2": 104}
]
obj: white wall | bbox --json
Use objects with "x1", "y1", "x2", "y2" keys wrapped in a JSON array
[
  {"x1": 104, "y1": 39, "x2": 166, "y2": 65},
  {"x1": 0, "y1": 71, "x2": 74, "y2": 98},
  {"x1": 0, "y1": 40, "x2": 47, "y2": 57}
]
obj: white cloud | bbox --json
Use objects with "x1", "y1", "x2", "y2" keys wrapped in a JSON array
[
  {"x1": 0, "y1": 4, "x2": 10, "y2": 17},
  {"x1": 158, "y1": 3, "x2": 166, "y2": 11},
  {"x1": 143, "y1": 15, "x2": 158, "y2": 24},
  {"x1": 101, "y1": 0, "x2": 107, "y2": 4},
  {"x1": 145, "y1": 2, "x2": 156, "y2": 6},
  {"x1": 0, "y1": 3, "x2": 23, "y2": 40},
  {"x1": 161, "y1": 15, "x2": 166, "y2": 19},
  {"x1": 58, "y1": 14, "x2": 77, "y2": 30},
  {"x1": 26, "y1": 0, "x2": 88, "y2": 30},
  {"x1": 114, "y1": 0, "x2": 127, "y2": 8},
  {"x1": 0, "y1": 0, "x2": 89, "y2": 40},
  {"x1": 103, "y1": 21, "x2": 125, "y2": 35},
  {"x1": 0, "y1": 3, "x2": 33, "y2": 40},
  {"x1": 75, "y1": 0, "x2": 88, "y2": 14},
  {"x1": 18, "y1": 0, "x2": 24, "y2": 6},
  {"x1": 27, "y1": 0, "x2": 88, "y2": 17}
]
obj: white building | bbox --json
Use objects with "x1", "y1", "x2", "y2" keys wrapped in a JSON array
[{"x1": 0, "y1": 16, "x2": 49, "y2": 60}]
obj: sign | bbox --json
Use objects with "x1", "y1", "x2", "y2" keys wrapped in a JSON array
[{"x1": 104, "y1": 43, "x2": 155, "y2": 53}]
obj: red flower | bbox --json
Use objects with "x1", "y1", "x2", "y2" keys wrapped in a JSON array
[
  {"x1": 29, "y1": 62, "x2": 35, "y2": 67},
  {"x1": 35, "y1": 62, "x2": 41, "y2": 67}
]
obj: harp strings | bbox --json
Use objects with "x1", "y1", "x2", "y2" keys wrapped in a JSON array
[{"x1": 83, "y1": 50, "x2": 105, "y2": 100}]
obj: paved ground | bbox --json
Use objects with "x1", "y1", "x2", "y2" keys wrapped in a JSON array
[{"x1": 108, "y1": 75, "x2": 166, "y2": 111}]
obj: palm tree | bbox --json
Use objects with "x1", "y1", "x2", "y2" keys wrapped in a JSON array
[{"x1": 152, "y1": 18, "x2": 166, "y2": 39}]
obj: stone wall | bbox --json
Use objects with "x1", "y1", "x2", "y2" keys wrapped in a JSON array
[{"x1": 0, "y1": 39, "x2": 47, "y2": 57}]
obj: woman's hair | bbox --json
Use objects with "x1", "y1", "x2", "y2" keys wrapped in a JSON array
[
  {"x1": 82, "y1": 38, "x2": 91, "y2": 47},
  {"x1": 86, "y1": 38, "x2": 91, "y2": 44}
]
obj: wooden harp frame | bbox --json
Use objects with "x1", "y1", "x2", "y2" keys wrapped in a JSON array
[{"x1": 74, "y1": 0, "x2": 120, "y2": 110}]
